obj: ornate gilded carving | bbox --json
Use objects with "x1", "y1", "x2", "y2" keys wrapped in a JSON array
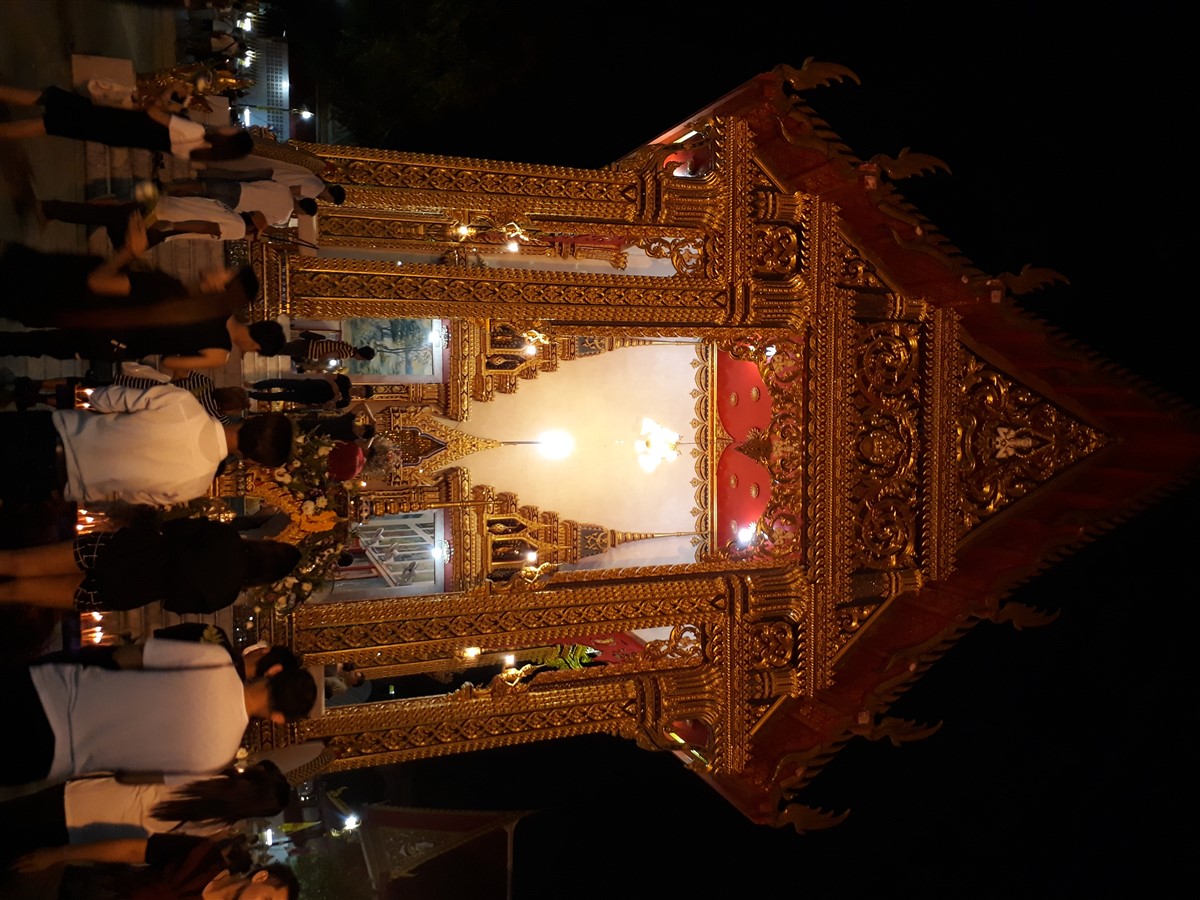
[
  {"x1": 851, "y1": 321, "x2": 921, "y2": 572},
  {"x1": 283, "y1": 257, "x2": 731, "y2": 326},
  {"x1": 959, "y1": 350, "x2": 1108, "y2": 531}
]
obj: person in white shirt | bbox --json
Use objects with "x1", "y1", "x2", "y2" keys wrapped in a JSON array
[
  {"x1": 168, "y1": 177, "x2": 313, "y2": 226},
  {"x1": 0, "y1": 82, "x2": 253, "y2": 162},
  {"x1": 0, "y1": 761, "x2": 289, "y2": 854},
  {"x1": 0, "y1": 385, "x2": 294, "y2": 507},
  {"x1": 41, "y1": 195, "x2": 267, "y2": 244},
  {"x1": 2, "y1": 638, "x2": 317, "y2": 787}
]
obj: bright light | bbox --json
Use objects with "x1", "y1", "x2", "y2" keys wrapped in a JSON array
[
  {"x1": 736, "y1": 523, "x2": 757, "y2": 545},
  {"x1": 240, "y1": 16, "x2": 252, "y2": 31},
  {"x1": 359, "y1": 480, "x2": 367, "y2": 487},
  {"x1": 525, "y1": 551, "x2": 538, "y2": 563},
  {"x1": 535, "y1": 430, "x2": 574, "y2": 460},
  {"x1": 675, "y1": 130, "x2": 700, "y2": 143},
  {"x1": 327, "y1": 359, "x2": 340, "y2": 368},
  {"x1": 764, "y1": 345, "x2": 777, "y2": 359},
  {"x1": 455, "y1": 224, "x2": 470, "y2": 236},
  {"x1": 428, "y1": 328, "x2": 440, "y2": 344},
  {"x1": 91, "y1": 630, "x2": 103, "y2": 644},
  {"x1": 300, "y1": 110, "x2": 313, "y2": 120},
  {"x1": 263, "y1": 829, "x2": 274, "y2": 845},
  {"x1": 83, "y1": 388, "x2": 94, "y2": 395},
  {"x1": 463, "y1": 646, "x2": 481, "y2": 659},
  {"x1": 430, "y1": 546, "x2": 445, "y2": 562},
  {"x1": 280, "y1": 80, "x2": 289, "y2": 91},
  {"x1": 636, "y1": 417, "x2": 681, "y2": 473},
  {"x1": 242, "y1": 108, "x2": 251, "y2": 125},
  {"x1": 506, "y1": 240, "x2": 520, "y2": 253},
  {"x1": 523, "y1": 344, "x2": 537, "y2": 356},
  {"x1": 343, "y1": 815, "x2": 360, "y2": 831},
  {"x1": 504, "y1": 654, "x2": 515, "y2": 667},
  {"x1": 90, "y1": 611, "x2": 102, "y2": 621}
]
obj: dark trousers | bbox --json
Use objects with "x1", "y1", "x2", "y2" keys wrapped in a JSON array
[
  {"x1": 0, "y1": 411, "x2": 65, "y2": 505},
  {"x1": 41, "y1": 200, "x2": 166, "y2": 249},
  {"x1": 249, "y1": 378, "x2": 334, "y2": 404},
  {"x1": 0, "y1": 782, "x2": 67, "y2": 864},
  {"x1": 0, "y1": 666, "x2": 56, "y2": 787}
]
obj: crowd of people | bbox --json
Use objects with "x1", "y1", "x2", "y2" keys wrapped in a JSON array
[{"x1": 0, "y1": 70, "x2": 382, "y2": 899}]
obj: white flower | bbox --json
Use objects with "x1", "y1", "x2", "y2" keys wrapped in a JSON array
[
  {"x1": 316, "y1": 496, "x2": 328, "y2": 509},
  {"x1": 302, "y1": 500, "x2": 317, "y2": 516},
  {"x1": 317, "y1": 445, "x2": 332, "y2": 457},
  {"x1": 273, "y1": 467, "x2": 288, "y2": 479},
  {"x1": 277, "y1": 473, "x2": 292, "y2": 484},
  {"x1": 301, "y1": 582, "x2": 313, "y2": 592},
  {"x1": 284, "y1": 576, "x2": 298, "y2": 587}
]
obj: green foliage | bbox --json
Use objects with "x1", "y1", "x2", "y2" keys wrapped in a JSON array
[
  {"x1": 290, "y1": 838, "x2": 374, "y2": 900},
  {"x1": 281, "y1": 0, "x2": 538, "y2": 149}
]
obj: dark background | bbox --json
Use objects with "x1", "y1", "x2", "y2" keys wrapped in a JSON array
[{"x1": 285, "y1": 4, "x2": 1195, "y2": 894}]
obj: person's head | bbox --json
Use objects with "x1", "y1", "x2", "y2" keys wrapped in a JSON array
[
  {"x1": 242, "y1": 540, "x2": 301, "y2": 586},
  {"x1": 236, "y1": 413, "x2": 294, "y2": 466},
  {"x1": 149, "y1": 760, "x2": 291, "y2": 826},
  {"x1": 212, "y1": 386, "x2": 250, "y2": 412},
  {"x1": 353, "y1": 346, "x2": 375, "y2": 361},
  {"x1": 324, "y1": 183, "x2": 346, "y2": 205},
  {"x1": 296, "y1": 197, "x2": 318, "y2": 217},
  {"x1": 193, "y1": 127, "x2": 254, "y2": 162},
  {"x1": 247, "y1": 319, "x2": 285, "y2": 356},
  {"x1": 252, "y1": 645, "x2": 301, "y2": 678},
  {"x1": 267, "y1": 666, "x2": 318, "y2": 723},
  {"x1": 210, "y1": 865, "x2": 299, "y2": 900},
  {"x1": 258, "y1": 864, "x2": 301, "y2": 900}
]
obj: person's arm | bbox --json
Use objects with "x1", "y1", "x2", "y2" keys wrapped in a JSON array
[
  {"x1": 84, "y1": 383, "x2": 190, "y2": 414},
  {"x1": 11, "y1": 839, "x2": 149, "y2": 872},
  {"x1": 85, "y1": 212, "x2": 150, "y2": 296},
  {"x1": 161, "y1": 347, "x2": 231, "y2": 372}
]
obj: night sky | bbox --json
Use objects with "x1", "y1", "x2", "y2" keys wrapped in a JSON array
[{"x1": 302, "y1": 5, "x2": 1197, "y2": 895}]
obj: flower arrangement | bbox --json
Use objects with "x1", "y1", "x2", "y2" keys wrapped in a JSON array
[{"x1": 243, "y1": 432, "x2": 360, "y2": 614}]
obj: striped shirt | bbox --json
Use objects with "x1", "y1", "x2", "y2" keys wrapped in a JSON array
[
  {"x1": 112, "y1": 371, "x2": 229, "y2": 424},
  {"x1": 297, "y1": 338, "x2": 357, "y2": 363}
]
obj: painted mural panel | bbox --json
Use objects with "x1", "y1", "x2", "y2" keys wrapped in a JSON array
[{"x1": 344, "y1": 318, "x2": 438, "y2": 379}]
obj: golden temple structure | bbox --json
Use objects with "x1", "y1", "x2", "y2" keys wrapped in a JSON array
[{"x1": 245, "y1": 62, "x2": 1200, "y2": 831}]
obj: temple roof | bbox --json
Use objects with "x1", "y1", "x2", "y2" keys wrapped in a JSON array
[{"x1": 629, "y1": 62, "x2": 1200, "y2": 827}]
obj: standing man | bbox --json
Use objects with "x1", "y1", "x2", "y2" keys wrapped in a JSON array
[
  {"x1": 168, "y1": 177, "x2": 314, "y2": 226},
  {"x1": 0, "y1": 384, "x2": 293, "y2": 507},
  {"x1": 2, "y1": 636, "x2": 317, "y2": 787},
  {"x1": 41, "y1": 195, "x2": 268, "y2": 245}
]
